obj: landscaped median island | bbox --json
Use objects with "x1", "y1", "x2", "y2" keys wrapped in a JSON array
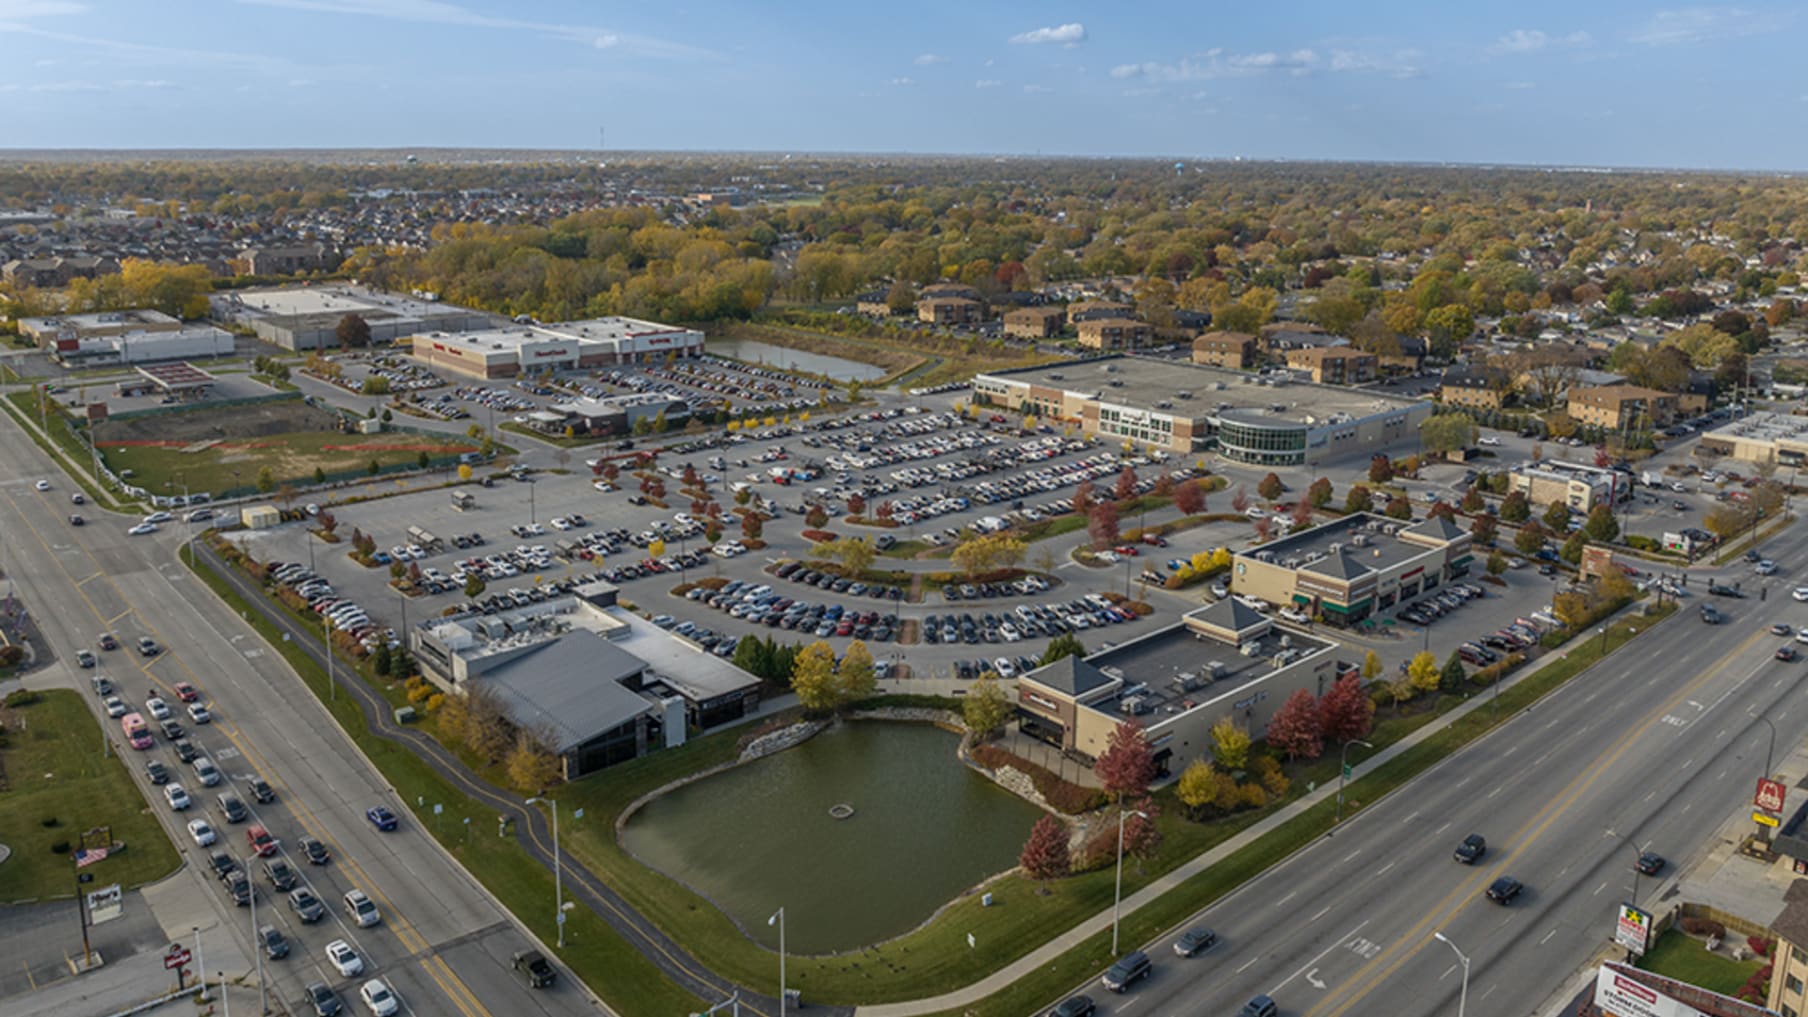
[{"x1": 0, "y1": 689, "x2": 180, "y2": 903}]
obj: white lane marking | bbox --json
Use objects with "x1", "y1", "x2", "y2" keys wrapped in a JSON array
[
  {"x1": 1401, "y1": 811, "x2": 1420, "y2": 826},
  {"x1": 1311, "y1": 905, "x2": 1332, "y2": 923},
  {"x1": 1486, "y1": 786, "x2": 1503, "y2": 799},
  {"x1": 1376, "y1": 861, "x2": 1396, "y2": 877},
  {"x1": 1593, "y1": 882, "x2": 1607, "y2": 896},
  {"x1": 1481, "y1": 984, "x2": 1497, "y2": 1001},
  {"x1": 1533, "y1": 753, "x2": 1550, "y2": 767},
  {"x1": 1342, "y1": 850, "x2": 1361, "y2": 863},
  {"x1": 1540, "y1": 927, "x2": 1559, "y2": 945},
  {"x1": 1434, "y1": 821, "x2": 1451, "y2": 836},
  {"x1": 1644, "y1": 791, "x2": 1657, "y2": 802},
  {"x1": 1681, "y1": 758, "x2": 1695, "y2": 770},
  {"x1": 1275, "y1": 891, "x2": 1298, "y2": 909},
  {"x1": 1270, "y1": 920, "x2": 1370, "y2": 996},
  {"x1": 1502, "y1": 744, "x2": 1518, "y2": 757},
  {"x1": 1441, "y1": 963, "x2": 1457, "y2": 981},
  {"x1": 1306, "y1": 969, "x2": 1327, "y2": 990},
  {"x1": 1237, "y1": 957, "x2": 1260, "y2": 974}
]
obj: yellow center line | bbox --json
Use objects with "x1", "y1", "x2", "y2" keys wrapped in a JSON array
[
  {"x1": 1310, "y1": 625, "x2": 1767, "y2": 1017},
  {"x1": 0, "y1": 487, "x2": 489, "y2": 1017}
]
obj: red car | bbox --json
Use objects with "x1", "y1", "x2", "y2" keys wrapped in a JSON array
[
  {"x1": 173, "y1": 681, "x2": 200, "y2": 703},
  {"x1": 1112, "y1": 545, "x2": 1140, "y2": 557}
]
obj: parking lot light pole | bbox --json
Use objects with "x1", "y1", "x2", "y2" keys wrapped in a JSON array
[
  {"x1": 1112, "y1": 807, "x2": 1148, "y2": 955},
  {"x1": 323, "y1": 612, "x2": 335, "y2": 703},
  {"x1": 1432, "y1": 932, "x2": 1470, "y2": 1017},
  {"x1": 243, "y1": 851, "x2": 265, "y2": 1014},
  {"x1": 768, "y1": 907, "x2": 786, "y2": 1017},
  {"x1": 1336, "y1": 739, "x2": 1373, "y2": 826},
  {"x1": 526, "y1": 796, "x2": 563, "y2": 948}
]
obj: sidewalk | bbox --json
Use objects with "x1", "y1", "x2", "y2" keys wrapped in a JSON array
[{"x1": 855, "y1": 604, "x2": 1659, "y2": 1017}]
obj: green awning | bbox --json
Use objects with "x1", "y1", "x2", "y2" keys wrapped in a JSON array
[
  {"x1": 1320, "y1": 598, "x2": 1372, "y2": 615},
  {"x1": 1292, "y1": 593, "x2": 1313, "y2": 605},
  {"x1": 1450, "y1": 554, "x2": 1474, "y2": 567}
]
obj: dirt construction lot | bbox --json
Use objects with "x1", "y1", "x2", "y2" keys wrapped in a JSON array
[{"x1": 96, "y1": 400, "x2": 478, "y2": 494}]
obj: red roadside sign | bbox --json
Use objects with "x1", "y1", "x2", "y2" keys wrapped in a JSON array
[
  {"x1": 1757, "y1": 777, "x2": 1788, "y2": 814},
  {"x1": 163, "y1": 946, "x2": 190, "y2": 970}
]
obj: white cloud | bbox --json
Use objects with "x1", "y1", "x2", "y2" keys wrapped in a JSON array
[
  {"x1": 1023, "y1": 83, "x2": 1053, "y2": 93},
  {"x1": 30, "y1": 78, "x2": 101, "y2": 91},
  {"x1": 974, "y1": 79, "x2": 1002, "y2": 88},
  {"x1": 235, "y1": 0, "x2": 716, "y2": 60},
  {"x1": 913, "y1": 53, "x2": 948, "y2": 65},
  {"x1": 1630, "y1": 7, "x2": 1776, "y2": 46},
  {"x1": 113, "y1": 78, "x2": 173, "y2": 88},
  {"x1": 1491, "y1": 28, "x2": 1592, "y2": 54},
  {"x1": 890, "y1": 76, "x2": 914, "y2": 86},
  {"x1": 1010, "y1": 22, "x2": 1085, "y2": 46},
  {"x1": 0, "y1": 1, "x2": 86, "y2": 16},
  {"x1": 1113, "y1": 45, "x2": 1419, "y2": 83}
]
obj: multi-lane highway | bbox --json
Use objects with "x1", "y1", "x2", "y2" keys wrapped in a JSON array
[
  {"x1": 1071, "y1": 530, "x2": 1808, "y2": 1017},
  {"x1": 0, "y1": 415, "x2": 595, "y2": 1016}
]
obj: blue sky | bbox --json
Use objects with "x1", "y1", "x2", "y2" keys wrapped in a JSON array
[{"x1": 0, "y1": 1, "x2": 1799, "y2": 169}]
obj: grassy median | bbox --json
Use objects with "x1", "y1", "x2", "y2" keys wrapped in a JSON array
[
  {"x1": 0, "y1": 689, "x2": 181, "y2": 902},
  {"x1": 188, "y1": 551, "x2": 703, "y2": 1017}
]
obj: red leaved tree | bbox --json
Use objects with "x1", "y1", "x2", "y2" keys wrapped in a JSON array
[
  {"x1": 1253, "y1": 517, "x2": 1273, "y2": 542},
  {"x1": 1018, "y1": 815, "x2": 1070, "y2": 887},
  {"x1": 1291, "y1": 499, "x2": 1314, "y2": 528},
  {"x1": 1115, "y1": 466, "x2": 1138, "y2": 501},
  {"x1": 847, "y1": 492, "x2": 866, "y2": 516},
  {"x1": 741, "y1": 514, "x2": 763, "y2": 540},
  {"x1": 1094, "y1": 718, "x2": 1154, "y2": 801},
  {"x1": 1230, "y1": 485, "x2": 1251, "y2": 514},
  {"x1": 1266, "y1": 688, "x2": 1324, "y2": 760},
  {"x1": 1074, "y1": 480, "x2": 1096, "y2": 515},
  {"x1": 1173, "y1": 480, "x2": 1206, "y2": 515},
  {"x1": 1317, "y1": 674, "x2": 1375, "y2": 744},
  {"x1": 1124, "y1": 796, "x2": 1163, "y2": 864},
  {"x1": 1088, "y1": 502, "x2": 1121, "y2": 550}
]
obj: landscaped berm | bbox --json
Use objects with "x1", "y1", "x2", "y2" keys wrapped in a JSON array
[{"x1": 93, "y1": 399, "x2": 479, "y2": 496}]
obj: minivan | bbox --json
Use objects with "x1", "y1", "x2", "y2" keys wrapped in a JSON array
[{"x1": 1100, "y1": 950, "x2": 1152, "y2": 992}]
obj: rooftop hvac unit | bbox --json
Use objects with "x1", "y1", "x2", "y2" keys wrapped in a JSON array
[
  {"x1": 1352, "y1": 533, "x2": 1369, "y2": 547},
  {"x1": 1283, "y1": 557, "x2": 1301, "y2": 568},
  {"x1": 1328, "y1": 542, "x2": 1342, "y2": 554},
  {"x1": 1203, "y1": 660, "x2": 1227, "y2": 679},
  {"x1": 1240, "y1": 642, "x2": 1261, "y2": 657},
  {"x1": 1278, "y1": 634, "x2": 1291, "y2": 648},
  {"x1": 1384, "y1": 524, "x2": 1400, "y2": 535},
  {"x1": 1121, "y1": 696, "x2": 1147, "y2": 715}
]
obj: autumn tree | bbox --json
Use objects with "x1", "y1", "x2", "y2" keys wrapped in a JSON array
[
  {"x1": 1420, "y1": 413, "x2": 1477, "y2": 456},
  {"x1": 1176, "y1": 759, "x2": 1216, "y2": 820},
  {"x1": 952, "y1": 533, "x2": 1027, "y2": 578},
  {"x1": 812, "y1": 536, "x2": 876, "y2": 576},
  {"x1": 1257, "y1": 472, "x2": 1284, "y2": 502},
  {"x1": 1210, "y1": 716, "x2": 1250, "y2": 771},
  {"x1": 1094, "y1": 719, "x2": 1155, "y2": 801},
  {"x1": 1115, "y1": 465, "x2": 1138, "y2": 501},
  {"x1": 1407, "y1": 650, "x2": 1441, "y2": 695},
  {"x1": 1318, "y1": 674, "x2": 1375, "y2": 743},
  {"x1": 1040, "y1": 633, "x2": 1086, "y2": 666},
  {"x1": 1582, "y1": 504, "x2": 1620, "y2": 543},
  {"x1": 1368, "y1": 455, "x2": 1394, "y2": 484},
  {"x1": 506, "y1": 729, "x2": 562, "y2": 793},
  {"x1": 1123, "y1": 796, "x2": 1163, "y2": 863},
  {"x1": 1471, "y1": 514, "x2": 1497, "y2": 544},
  {"x1": 1460, "y1": 486, "x2": 1485, "y2": 513},
  {"x1": 1514, "y1": 519, "x2": 1548, "y2": 556},
  {"x1": 336, "y1": 312, "x2": 372, "y2": 349},
  {"x1": 1499, "y1": 489, "x2": 1530, "y2": 522},
  {"x1": 1345, "y1": 484, "x2": 1375, "y2": 513},
  {"x1": 1230, "y1": 485, "x2": 1251, "y2": 514},
  {"x1": 1266, "y1": 688, "x2": 1324, "y2": 760},
  {"x1": 1384, "y1": 495, "x2": 1413, "y2": 520},
  {"x1": 789, "y1": 641, "x2": 842, "y2": 713},
  {"x1": 1087, "y1": 503, "x2": 1121, "y2": 550},
  {"x1": 964, "y1": 672, "x2": 1012, "y2": 740},
  {"x1": 1019, "y1": 815, "x2": 1070, "y2": 886},
  {"x1": 1072, "y1": 479, "x2": 1095, "y2": 515},
  {"x1": 1306, "y1": 477, "x2": 1333, "y2": 508},
  {"x1": 1173, "y1": 480, "x2": 1206, "y2": 515},
  {"x1": 1543, "y1": 500, "x2": 1572, "y2": 531}
]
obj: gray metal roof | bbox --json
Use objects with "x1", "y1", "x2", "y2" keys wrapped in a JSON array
[
  {"x1": 482, "y1": 631, "x2": 654, "y2": 754},
  {"x1": 1025, "y1": 655, "x2": 1115, "y2": 698}
]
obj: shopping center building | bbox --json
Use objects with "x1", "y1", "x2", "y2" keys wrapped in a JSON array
[
  {"x1": 972, "y1": 355, "x2": 1429, "y2": 463},
  {"x1": 1229, "y1": 513, "x2": 1474, "y2": 626}
]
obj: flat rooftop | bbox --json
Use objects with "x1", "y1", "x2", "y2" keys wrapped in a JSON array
[
  {"x1": 572, "y1": 608, "x2": 759, "y2": 702},
  {"x1": 982, "y1": 355, "x2": 1422, "y2": 424},
  {"x1": 422, "y1": 318, "x2": 697, "y2": 351},
  {"x1": 1708, "y1": 410, "x2": 1808, "y2": 445},
  {"x1": 1084, "y1": 622, "x2": 1334, "y2": 722},
  {"x1": 21, "y1": 309, "x2": 178, "y2": 331},
  {"x1": 222, "y1": 285, "x2": 473, "y2": 325},
  {"x1": 1245, "y1": 512, "x2": 1451, "y2": 575}
]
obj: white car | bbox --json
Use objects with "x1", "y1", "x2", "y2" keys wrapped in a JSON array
[
  {"x1": 187, "y1": 703, "x2": 212, "y2": 724},
  {"x1": 127, "y1": 522, "x2": 159, "y2": 536},
  {"x1": 1793, "y1": 587, "x2": 1808, "y2": 602},
  {"x1": 359, "y1": 978, "x2": 400, "y2": 1017},
  {"x1": 143, "y1": 511, "x2": 173, "y2": 524},
  {"x1": 1671, "y1": 482, "x2": 1688, "y2": 493},
  {"x1": 103, "y1": 696, "x2": 126, "y2": 718},
  {"x1": 592, "y1": 480, "x2": 616, "y2": 493},
  {"x1": 33, "y1": 480, "x2": 50, "y2": 491},
  {"x1": 325, "y1": 939, "x2": 364, "y2": 978},
  {"x1": 187, "y1": 819, "x2": 216, "y2": 847},
  {"x1": 146, "y1": 697, "x2": 172, "y2": 720},
  {"x1": 164, "y1": 783, "x2": 191, "y2": 810},
  {"x1": 1757, "y1": 560, "x2": 1779, "y2": 575},
  {"x1": 1477, "y1": 436, "x2": 1502, "y2": 446}
]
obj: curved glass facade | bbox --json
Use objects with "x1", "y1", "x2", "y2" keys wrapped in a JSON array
[{"x1": 1217, "y1": 417, "x2": 1308, "y2": 466}]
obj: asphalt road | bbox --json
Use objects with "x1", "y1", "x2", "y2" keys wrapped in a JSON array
[
  {"x1": 1063, "y1": 523, "x2": 1808, "y2": 1017},
  {"x1": 0, "y1": 418, "x2": 597, "y2": 1017}
]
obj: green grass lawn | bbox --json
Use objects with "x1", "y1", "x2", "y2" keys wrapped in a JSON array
[
  {"x1": 100, "y1": 429, "x2": 478, "y2": 495},
  {"x1": 0, "y1": 690, "x2": 181, "y2": 902},
  {"x1": 1638, "y1": 928, "x2": 1763, "y2": 996}
]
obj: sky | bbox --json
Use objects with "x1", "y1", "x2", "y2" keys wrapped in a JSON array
[{"x1": 0, "y1": 0, "x2": 1801, "y2": 170}]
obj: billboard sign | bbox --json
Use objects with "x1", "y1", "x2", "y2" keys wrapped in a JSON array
[
  {"x1": 163, "y1": 944, "x2": 191, "y2": 970},
  {"x1": 1757, "y1": 777, "x2": 1787, "y2": 814},
  {"x1": 1580, "y1": 545, "x2": 1616, "y2": 581},
  {"x1": 1594, "y1": 966, "x2": 1711, "y2": 1017},
  {"x1": 1614, "y1": 903, "x2": 1653, "y2": 955}
]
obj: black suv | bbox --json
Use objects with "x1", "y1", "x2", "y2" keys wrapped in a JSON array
[
  {"x1": 1486, "y1": 876, "x2": 1524, "y2": 904},
  {"x1": 1101, "y1": 950, "x2": 1152, "y2": 992},
  {"x1": 264, "y1": 858, "x2": 298, "y2": 891},
  {"x1": 1454, "y1": 834, "x2": 1487, "y2": 864},
  {"x1": 246, "y1": 776, "x2": 276, "y2": 803}
]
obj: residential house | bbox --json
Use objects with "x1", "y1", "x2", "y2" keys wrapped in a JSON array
[
  {"x1": 236, "y1": 243, "x2": 337, "y2": 275},
  {"x1": 1373, "y1": 334, "x2": 1427, "y2": 374},
  {"x1": 854, "y1": 290, "x2": 892, "y2": 317},
  {"x1": 1191, "y1": 331, "x2": 1258, "y2": 369},
  {"x1": 1065, "y1": 300, "x2": 1133, "y2": 325},
  {"x1": 919, "y1": 282, "x2": 982, "y2": 302},
  {"x1": 2, "y1": 255, "x2": 121, "y2": 288},
  {"x1": 1285, "y1": 347, "x2": 1377, "y2": 385}
]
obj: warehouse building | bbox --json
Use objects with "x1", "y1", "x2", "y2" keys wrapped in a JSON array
[
  {"x1": 212, "y1": 285, "x2": 494, "y2": 352},
  {"x1": 408, "y1": 318, "x2": 704, "y2": 380},
  {"x1": 1508, "y1": 459, "x2": 1630, "y2": 512},
  {"x1": 19, "y1": 310, "x2": 235, "y2": 367},
  {"x1": 1015, "y1": 599, "x2": 1344, "y2": 769},
  {"x1": 1229, "y1": 513, "x2": 1473, "y2": 626},
  {"x1": 972, "y1": 355, "x2": 1429, "y2": 462},
  {"x1": 1696, "y1": 411, "x2": 1808, "y2": 467}
]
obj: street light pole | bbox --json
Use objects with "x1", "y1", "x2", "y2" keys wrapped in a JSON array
[
  {"x1": 526, "y1": 797, "x2": 564, "y2": 948},
  {"x1": 1433, "y1": 932, "x2": 1470, "y2": 1017},
  {"x1": 245, "y1": 852, "x2": 265, "y2": 1014},
  {"x1": 324, "y1": 612, "x2": 335, "y2": 702},
  {"x1": 1336, "y1": 739, "x2": 1373, "y2": 825},
  {"x1": 768, "y1": 907, "x2": 786, "y2": 1017},
  {"x1": 1750, "y1": 710, "x2": 1778, "y2": 781},
  {"x1": 1606, "y1": 829, "x2": 1646, "y2": 907},
  {"x1": 1112, "y1": 807, "x2": 1148, "y2": 955}
]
